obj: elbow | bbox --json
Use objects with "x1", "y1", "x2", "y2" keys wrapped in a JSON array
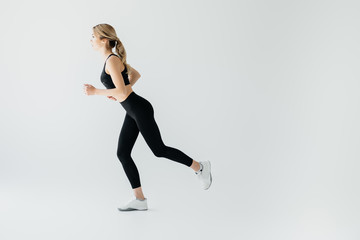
[
  {"x1": 123, "y1": 88, "x2": 133, "y2": 97},
  {"x1": 122, "y1": 89, "x2": 129, "y2": 97},
  {"x1": 114, "y1": 88, "x2": 127, "y2": 97}
]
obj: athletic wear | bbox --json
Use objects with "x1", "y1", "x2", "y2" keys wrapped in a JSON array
[
  {"x1": 196, "y1": 161, "x2": 212, "y2": 190},
  {"x1": 99, "y1": 54, "x2": 194, "y2": 189},
  {"x1": 118, "y1": 91, "x2": 194, "y2": 189},
  {"x1": 118, "y1": 197, "x2": 148, "y2": 211},
  {"x1": 100, "y1": 53, "x2": 130, "y2": 87}
]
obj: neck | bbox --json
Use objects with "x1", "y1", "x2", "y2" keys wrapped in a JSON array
[{"x1": 100, "y1": 49, "x2": 113, "y2": 61}]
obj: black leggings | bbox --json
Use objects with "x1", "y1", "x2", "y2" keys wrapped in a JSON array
[{"x1": 118, "y1": 91, "x2": 193, "y2": 189}]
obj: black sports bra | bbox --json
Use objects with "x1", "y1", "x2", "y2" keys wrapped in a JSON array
[{"x1": 100, "y1": 53, "x2": 130, "y2": 89}]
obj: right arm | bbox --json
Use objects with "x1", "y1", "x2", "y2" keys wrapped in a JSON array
[{"x1": 128, "y1": 64, "x2": 141, "y2": 87}]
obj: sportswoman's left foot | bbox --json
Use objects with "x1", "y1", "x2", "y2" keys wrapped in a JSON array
[{"x1": 195, "y1": 160, "x2": 212, "y2": 190}]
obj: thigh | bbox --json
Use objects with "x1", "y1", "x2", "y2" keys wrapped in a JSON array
[
  {"x1": 135, "y1": 106, "x2": 166, "y2": 153},
  {"x1": 117, "y1": 113, "x2": 139, "y2": 155}
]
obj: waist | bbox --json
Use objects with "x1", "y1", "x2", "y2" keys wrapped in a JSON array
[
  {"x1": 114, "y1": 85, "x2": 133, "y2": 102},
  {"x1": 119, "y1": 90, "x2": 136, "y2": 104}
]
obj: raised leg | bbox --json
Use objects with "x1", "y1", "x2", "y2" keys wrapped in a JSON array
[{"x1": 134, "y1": 104, "x2": 194, "y2": 167}]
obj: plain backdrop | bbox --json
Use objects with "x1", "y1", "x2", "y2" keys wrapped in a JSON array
[{"x1": 0, "y1": 0, "x2": 359, "y2": 239}]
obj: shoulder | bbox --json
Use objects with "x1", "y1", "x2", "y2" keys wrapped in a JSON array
[
  {"x1": 106, "y1": 55, "x2": 124, "y2": 73},
  {"x1": 106, "y1": 54, "x2": 121, "y2": 67},
  {"x1": 107, "y1": 54, "x2": 121, "y2": 63},
  {"x1": 107, "y1": 54, "x2": 122, "y2": 66}
]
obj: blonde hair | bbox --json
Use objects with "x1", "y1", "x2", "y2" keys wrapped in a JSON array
[{"x1": 92, "y1": 23, "x2": 132, "y2": 76}]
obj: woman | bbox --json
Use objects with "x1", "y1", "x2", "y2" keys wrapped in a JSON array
[{"x1": 84, "y1": 23, "x2": 212, "y2": 211}]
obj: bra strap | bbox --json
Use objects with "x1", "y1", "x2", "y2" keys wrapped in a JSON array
[{"x1": 106, "y1": 53, "x2": 115, "y2": 61}]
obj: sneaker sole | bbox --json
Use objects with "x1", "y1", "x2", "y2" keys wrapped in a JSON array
[
  {"x1": 204, "y1": 161, "x2": 212, "y2": 190},
  {"x1": 118, "y1": 208, "x2": 148, "y2": 211}
]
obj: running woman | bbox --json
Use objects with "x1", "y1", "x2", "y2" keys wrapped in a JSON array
[{"x1": 84, "y1": 23, "x2": 212, "y2": 211}]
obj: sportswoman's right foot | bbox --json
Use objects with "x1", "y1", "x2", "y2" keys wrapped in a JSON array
[{"x1": 118, "y1": 197, "x2": 148, "y2": 211}]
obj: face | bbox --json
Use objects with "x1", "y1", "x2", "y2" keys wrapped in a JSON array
[{"x1": 90, "y1": 31, "x2": 104, "y2": 51}]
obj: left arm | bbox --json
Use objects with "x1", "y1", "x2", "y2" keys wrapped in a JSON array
[
  {"x1": 84, "y1": 56, "x2": 129, "y2": 98},
  {"x1": 94, "y1": 88, "x2": 122, "y2": 96},
  {"x1": 84, "y1": 84, "x2": 124, "y2": 98}
]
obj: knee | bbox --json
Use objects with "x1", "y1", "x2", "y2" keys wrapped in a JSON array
[
  {"x1": 117, "y1": 150, "x2": 131, "y2": 164},
  {"x1": 152, "y1": 146, "x2": 167, "y2": 158}
]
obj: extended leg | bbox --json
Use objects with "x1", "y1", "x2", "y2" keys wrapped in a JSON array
[
  {"x1": 117, "y1": 113, "x2": 142, "y2": 189},
  {"x1": 134, "y1": 106, "x2": 194, "y2": 167}
]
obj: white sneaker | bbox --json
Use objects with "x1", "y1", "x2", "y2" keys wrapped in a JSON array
[
  {"x1": 118, "y1": 197, "x2": 148, "y2": 211},
  {"x1": 195, "y1": 161, "x2": 212, "y2": 190}
]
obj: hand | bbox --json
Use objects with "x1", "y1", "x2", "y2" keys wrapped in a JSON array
[
  {"x1": 83, "y1": 84, "x2": 96, "y2": 96},
  {"x1": 107, "y1": 96, "x2": 117, "y2": 101}
]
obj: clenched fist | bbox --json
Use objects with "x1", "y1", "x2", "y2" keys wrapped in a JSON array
[{"x1": 83, "y1": 84, "x2": 96, "y2": 95}]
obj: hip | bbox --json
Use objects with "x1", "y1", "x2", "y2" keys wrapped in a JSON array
[{"x1": 120, "y1": 91, "x2": 154, "y2": 116}]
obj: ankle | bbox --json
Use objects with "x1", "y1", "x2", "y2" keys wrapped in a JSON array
[
  {"x1": 191, "y1": 160, "x2": 201, "y2": 171},
  {"x1": 135, "y1": 194, "x2": 145, "y2": 200},
  {"x1": 195, "y1": 162, "x2": 203, "y2": 174}
]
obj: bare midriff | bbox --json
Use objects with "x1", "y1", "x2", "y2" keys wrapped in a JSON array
[
  {"x1": 115, "y1": 85, "x2": 134, "y2": 103},
  {"x1": 105, "y1": 64, "x2": 134, "y2": 103}
]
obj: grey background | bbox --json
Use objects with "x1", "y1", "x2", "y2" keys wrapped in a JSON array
[{"x1": 1, "y1": 0, "x2": 359, "y2": 239}]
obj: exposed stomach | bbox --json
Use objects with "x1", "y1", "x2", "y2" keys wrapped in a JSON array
[{"x1": 114, "y1": 84, "x2": 134, "y2": 103}]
